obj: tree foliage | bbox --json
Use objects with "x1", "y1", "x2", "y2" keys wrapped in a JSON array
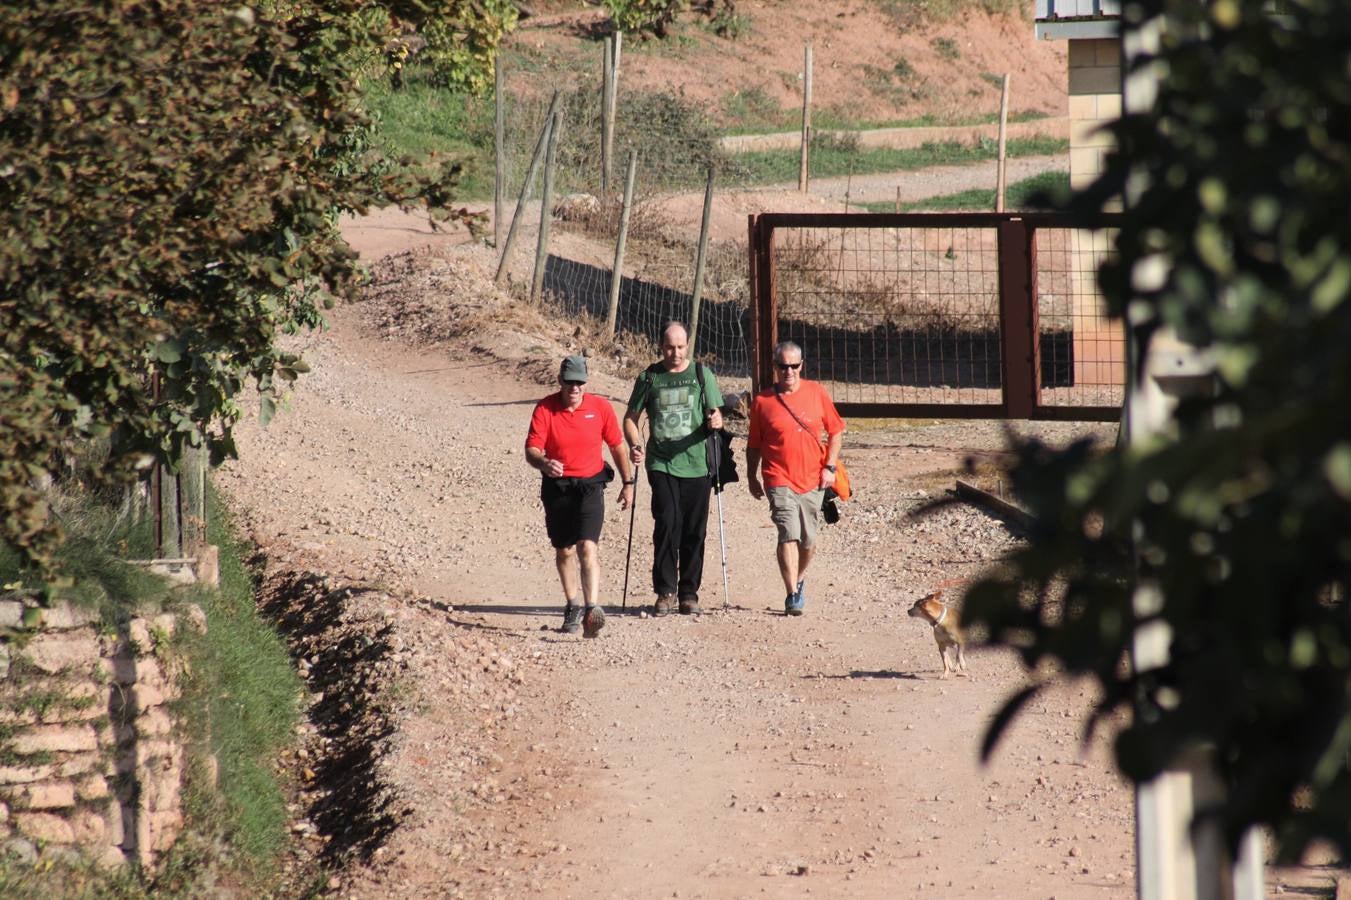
[
  {"x1": 965, "y1": 0, "x2": 1351, "y2": 861},
  {"x1": 0, "y1": 1, "x2": 480, "y2": 572},
  {"x1": 420, "y1": 0, "x2": 518, "y2": 93}
]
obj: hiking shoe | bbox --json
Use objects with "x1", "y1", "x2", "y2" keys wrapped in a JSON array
[
  {"x1": 561, "y1": 602, "x2": 583, "y2": 634},
  {"x1": 678, "y1": 596, "x2": 700, "y2": 615},
  {"x1": 795, "y1": 579, "x2": 806, "y2": 607},
  {"x1": 582, "y1": 605, "x2": 606, "y2": 638},
  {"x1": 654, "y1": 593, "x2": 676, "y2": 617},
  {"x1": 785, "y1": 591, "x2": 805, "y2": 617}
]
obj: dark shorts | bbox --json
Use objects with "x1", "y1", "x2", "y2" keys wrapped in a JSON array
[{"x1": 541, "y1": 469, "x2": 610, "y2": 549}]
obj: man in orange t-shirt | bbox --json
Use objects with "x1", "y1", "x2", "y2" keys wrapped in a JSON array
[{"x1": 746, "y1": 341, "x2": 845, "y2": 617}]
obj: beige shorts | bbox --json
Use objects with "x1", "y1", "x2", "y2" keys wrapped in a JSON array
[{"x1": 767, "y1": 486, "x2": 824, "y2": 547}]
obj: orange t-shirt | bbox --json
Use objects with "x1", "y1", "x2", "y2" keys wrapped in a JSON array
[{"x1": 747, "y1": 381, "x2": 845, "y2": 493}]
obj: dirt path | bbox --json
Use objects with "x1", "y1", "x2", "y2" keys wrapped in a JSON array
[
  {"x1": 219, "y1": 301, "x2": 1139, "y2": 898},
  {"x1": 217, "y1": 192, "x2": 1329, "y2": 899}
]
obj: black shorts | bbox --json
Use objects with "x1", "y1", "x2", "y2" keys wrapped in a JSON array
[{"x1": 541, "y1": 468, "x2": 610, "y2": 548}]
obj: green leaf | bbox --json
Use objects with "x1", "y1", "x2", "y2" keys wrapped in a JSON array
[
  {"x1": 259, "y1": 394, "x2": 276, "y2": 428},
  {"x1": 1323, "y1": 444, "x2": 1351, "y2": 499},
  {"x1": 152, "y1": 339, "x2": 184, "y2": 364},
  {"x1": 1311, "y1": 258, "x2": 1351, "y2": 315}
]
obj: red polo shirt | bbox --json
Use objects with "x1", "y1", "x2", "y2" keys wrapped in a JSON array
[{"x1": 525, "y1": 392, "x2": 622, "y2": 478}]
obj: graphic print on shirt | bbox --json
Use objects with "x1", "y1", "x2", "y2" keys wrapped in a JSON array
[{"x1": 653, "y1": 384, "x2": 697, "y2": 444}]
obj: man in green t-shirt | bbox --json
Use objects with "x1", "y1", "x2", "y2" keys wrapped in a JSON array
[{"x1": 623, "y1": 322, "x2": 724, "y2": 616}]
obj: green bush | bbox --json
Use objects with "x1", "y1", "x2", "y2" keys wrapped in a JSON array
[{"x1": 604, "y1": 0, "x2": 688, "y2": 38}]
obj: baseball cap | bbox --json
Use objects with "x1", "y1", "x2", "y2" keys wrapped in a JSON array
[{"x1": 560, "y1": 355, "x2": 588, "y2": 383}]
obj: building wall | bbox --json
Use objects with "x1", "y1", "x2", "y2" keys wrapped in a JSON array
[
  {"x1": 1066, "y1": 38, "x2": 1125, "y2": 388},
  {"x1": 1067, "y1": 38, "x2": 1121, "y2": 191}
]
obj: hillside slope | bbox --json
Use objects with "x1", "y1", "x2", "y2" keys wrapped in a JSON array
[{"x1": 508, "y1": 0, "x2": 1067, "y2": 128}]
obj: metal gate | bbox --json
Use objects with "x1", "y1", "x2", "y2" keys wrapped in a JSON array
[{"x1": 747, "y1": 212, "x2": 1125, "y2": 421}]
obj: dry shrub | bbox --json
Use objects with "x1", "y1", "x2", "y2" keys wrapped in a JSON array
[
  {"x1": 554, "y1": 191, "x2": 688, "y2": 251},
  {"x1": 358, "y1": 245, "x2": 555, "y2": 346}
]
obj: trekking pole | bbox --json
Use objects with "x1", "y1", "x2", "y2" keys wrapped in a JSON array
[
  {"x1": 622, "y1": 468, "x2": 638, "y2": 609},
  {"x1": 715, "y1": 482, "x2": 730, "y2": 609}
]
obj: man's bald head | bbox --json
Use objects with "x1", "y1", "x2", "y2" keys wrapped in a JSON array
[
  {"x1": 659, "y1": 321, "x2": 690, "y2": 371},
  {"x1": 661, "y1": 321, "x2": 688, "y2": 345}
]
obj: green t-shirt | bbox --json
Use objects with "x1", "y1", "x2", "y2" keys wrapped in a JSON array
[{"x1": 626, "y1": 362, "x2": 724, "y2": 478}]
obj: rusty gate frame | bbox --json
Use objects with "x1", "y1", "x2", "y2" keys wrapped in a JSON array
[{"x1": 747, "y1": 211, "x2": 1125, "y2": 422}]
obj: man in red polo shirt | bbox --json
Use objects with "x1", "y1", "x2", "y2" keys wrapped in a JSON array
[
  {"x1": 746, "y1": 341, "x2": 845, "y2": 617},
  {"x1": 525, "y1": 355, "x2": 634, "y2": 637}
]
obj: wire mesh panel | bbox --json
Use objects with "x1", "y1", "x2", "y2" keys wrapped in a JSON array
[
  {"x1": 772, "y1": 223, "x2": 1004, "y2": 407},
  {"x1": 1034, "y1": 226, "x2": 1124, "y2": 409},
  {"x1": 752, "y1": 212, "x2": 1124, "y2": 421}
]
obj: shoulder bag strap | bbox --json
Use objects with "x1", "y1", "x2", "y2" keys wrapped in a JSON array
[
  {"x1": 773, "y1": 386, "x2": 825, "y2": 453},
  {"x1": 695, "y1": 362, "x2": 714, "y2": 416}
]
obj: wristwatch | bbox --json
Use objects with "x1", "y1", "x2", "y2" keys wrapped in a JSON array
[
  {"x1": 824, "y1": 464, "x2": 837, "y2": 473},
  {"x1": 623, "y1": 479, "x2": 636, "y2": 485}
]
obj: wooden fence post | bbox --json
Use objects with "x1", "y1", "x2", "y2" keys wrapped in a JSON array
[
  {"x1": 601, "y1": 37, "x2": 613, "y2": 194},
  {"x1": 799, "y1": 44, "x2": 812, "y2": 193},
  {"x1": 531, "y1": 108, "x2": 562, "y2": 302},
  {"x1": 688, "y1": 166, "x2": 716, "y2": 352},
  {"x1": 495, "y1": 91, "x2": 559, "y2": 285},
  {"x1": 996, "y1": 73, "x2": 1011, "y2": 212},
  {"x1": 159, "y1": 464, "x2": 181, "y2": 558},
  {"x1": 605, "y1": 149, "x2": 638, "y2": 339},
  {"x1": 181, "y1": 444, "x2": 207, "y2": 554},
  {"x1": 494, "y1": 56, "x2": 506, "y2": 248}
]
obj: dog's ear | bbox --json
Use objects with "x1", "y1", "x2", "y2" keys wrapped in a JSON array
[{"x1": 923, "y1": 590, "x2": 944, "y2": 604}]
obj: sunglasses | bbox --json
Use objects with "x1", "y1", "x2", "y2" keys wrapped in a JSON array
[
  {"x1": 774, "y1": 362, "x2": 802, "y2": 371},
  {"x1": 563, "y1": 380, "x2": 585, "y2": 387}
]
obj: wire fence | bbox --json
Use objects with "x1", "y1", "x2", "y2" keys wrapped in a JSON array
[
  {"x1": 491, "y1": 50, "x2": 1119, "y2": 415},
  {"x1": 494, "y1": 48, "x2": 754, "y2": 381}
]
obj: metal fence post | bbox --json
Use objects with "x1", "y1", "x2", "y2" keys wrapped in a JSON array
[{"x1": 997, "y1": 218, "x2": 1038, "y2": 419}]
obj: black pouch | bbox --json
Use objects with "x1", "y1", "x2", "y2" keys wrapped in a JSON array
[
  {"x1": 822, "y1": 488, "x2": 841, "y2": 525},
  {"x1": 552, "y1": 462, "x2": 614, "y2": 491},
  {"x1": 706, "y1": 428, "x2": 739, "y2": 492}
]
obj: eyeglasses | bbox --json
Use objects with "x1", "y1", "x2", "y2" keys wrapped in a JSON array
[{"x1": 774, "y1": 362, "x2": 802, "y2": 371}]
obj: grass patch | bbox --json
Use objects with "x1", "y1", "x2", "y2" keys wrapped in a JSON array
[
  {"x1": 932, "y1": 36, "x2": 961, "y2": 60},
  {"x1": 361, "y1": 70, "x2": 497, "y2": 200},
  {"x1": 731, "y1": 135, "x2": 1069, "y2": 187},
  {"x1": 858, "y1": 170, "x2": 1071, "y2": 212},
  {"x1": 170, "y1": 482, "x2": 304, "y2": 886},
  {"x1": 0, "y1": 483, "x2": 166, "y2": 616},
  {"x1": 874, "y1": 0, "x2": 1022, "y2": 30}
]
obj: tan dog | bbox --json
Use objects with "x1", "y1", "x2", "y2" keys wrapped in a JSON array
[{"x1": 907, "y1": 591, "x2": 967, "y2": 678}]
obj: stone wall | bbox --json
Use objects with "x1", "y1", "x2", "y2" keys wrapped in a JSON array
[{"x1": 0, "y1": 597, "x2": 206, "y2": 871}]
